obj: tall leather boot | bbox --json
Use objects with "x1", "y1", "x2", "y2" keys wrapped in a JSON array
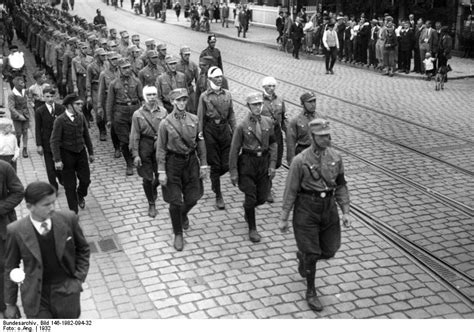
[
  {"x1": 143, "y1": 180, "x2": 157, "y2": 218},
  {"x1": 305, "y1": 263, "x2": 323, "y2": 311},
  {"x1": 169, "y1": 204, "x2": 183, "y2": 251},
  {"x1": 122, "y1": 145, "x2": 134, "y2": 176},
  {"x1": 180, "y1": 203, "x2": 191, "y2": 230},
  {"x1": 267, "y1": 181, "x2": 274, "y2": 203},
  {"x1": 212, "y1": 177, "x2": 225, "y2": 210},
  {"x1": 245, "y1": 207, "x2": 260, "y2": 243}
]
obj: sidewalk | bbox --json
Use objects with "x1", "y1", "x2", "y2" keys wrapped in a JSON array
[{"x1": 123, "y1": 7, "x2": 474, "y2": 80}]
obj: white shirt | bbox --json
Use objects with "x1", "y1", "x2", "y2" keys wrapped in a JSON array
[
  {"x1": 65, "y1": 110, "x2": 75, "y2": 121},
  {"x1": 46, "y1": 103, "x2": 55, "y2": 115},
  {"x1": 30, "y1": 215, "x2": 52, "y2": 234},
  {"x1": 0, "y1": 133, "x2": 19, "y2": 159}
]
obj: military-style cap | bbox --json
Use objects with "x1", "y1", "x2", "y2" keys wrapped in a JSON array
[
  {"x1": 108, "y1": 40, "x2": 118, "y2": 47},
  {"x1": 67, "y1": 37, "x2": 78, "y2": 44},
  {"x1": 88, "y1": 35, "x2": 98, "y2": 42},
  {"x1": 109, "y1": 28, "x2": 117, "y2": 32},
  {"x1": 128, "y1": 45, "x2": 139, "y2": 52},
  {"x1": 300, "y1": 92, "x2": 316, "y2": 103},
  {"x1": 94, "y1": 48, "x2": 107, "y2": 56},
  {"x1": 207, "y1": 34, "x2": 217, "y2": 42},
  {"x1": 169, "y1": 88, "x2": 188, "y2": 100},
  {"x1": 309, "y1": 119, "x2": 330, "y2": 136},
  {"x1": 200, "y1": 55, "x2": 215, "y2": 65},
  {"x1": 131, "y1": 34, "x2": 140, "y2": 39},
  {"x1": 78, "y1": 42, "x2": 88, "y2": 48},
  {"x1": 62, "y1": 93, "x2": 80, "y2": 106},
  {"x1": 144, "y1": 38, "x2": 155, "y2": 46},
  {"x1": 99, "y1": 38, "x2": 108, "y2": 45},
  {"x1": 120, "y1": 30, "x2": 129, "y2": 37},
  {"x1": 108, "y1": 52, "x2": 120, "y2": 60},
  {"x1": 165, "y1": 55, "x2": 178, "y2": 64},
  {"x1": 246, "y1": 92, "x2": 263, "y2": 104},
  {"x1": 147, "y1": 50, "x2": 159, "y2": 58},
  {"x1": 180, "y1": 46, "x2": 191, "y2": 54},
  {"x1": 157, "y1": 43, "x2": 167, "y2": 50},
  {"x1": 118, "y1": 59, "x2": 131, "y2": 68}
]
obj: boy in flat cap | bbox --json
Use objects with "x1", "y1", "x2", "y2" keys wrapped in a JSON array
[
  {"x1": 156, "y1": 88, "x2": 208, "y2": 251},
  {"x1": 50, "y1": 94, "x2": 94, "y2": 214},
  {"x1": 281, "y1": 118, "x2": 352, "y2": 312},
  {"x1": 229, "y1": 92, "x2": 277, "y2": 243}
]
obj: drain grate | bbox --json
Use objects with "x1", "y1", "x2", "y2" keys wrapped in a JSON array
[{"x1": 87, "y1": 237, "x2": 121, "y2": 254}]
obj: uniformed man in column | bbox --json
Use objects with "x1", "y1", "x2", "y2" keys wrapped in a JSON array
[
  {"x1": 106, "y1": 59, "x2": 143, "y2": 176},
  {"x1": 280, "y1": 118, "x2": 352, "y2": 312},
  {"x1": 176, "y1": 45, "x2": 199, "y2": 114},
  {"x1": 62, "y1": 37, "x2": 78, "y2": 95},
  {"x1": 229, "y1": 92, "x2": 277, "y2": 243},
  {"x1": 129, "y1": 86, "x2": 167, "y2": 218},
  {"x1": 286, "y1": 92, "x2": 322, "y2": 165},
  {"x1": 197, "y1": 66, "x2": 235, "y2": 210},
  {"x1": 128, "y1": 45, "x2": 143, "y2": 78},
  {"x1": 156, "y1": 55, "x2": 187, "y2": 114},
  {"x1": 156, "y1": 43, "x2": 168, "y2": 73},
  {"x1": 72, "y1": 42, "x2": 94, "y2": 124},
  {"x1": 108, "y1": 28, "x2": 118, "y2": 43},
  {"x1": 200, "y1": 34, "x2": 223, "y2": 72},
  {"x1": 261, "y1": 76, "x2": 287, "y2": 203},
  {"x1": 138, "y1": 38, "x2": 156, "y2": 68},
  {"x1": 117, "y1": 30, "x2": 130, "y2": 58},
  {"x1": 86, "y1": 48, "x2": 107, "y2": 141},
  {"x1": 98, "y1": 52, "x2": 121, "y2": 157},
  {"x1": 195, "y1": 56, "x2": 229, "y2": 111},
  {"x1": 138, "y1": 50, "x2": 164, "y2": 87},
  {"x1": 156, "y1": 88, "x2": 208, "y2": 251}
]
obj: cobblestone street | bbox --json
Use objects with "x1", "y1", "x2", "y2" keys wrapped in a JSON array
[{"x1": 3, "y1": 0, "x2": 473, "y2": 320}]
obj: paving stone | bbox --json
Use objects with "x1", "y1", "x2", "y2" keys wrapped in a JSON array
[{"x1": 157, "y1": 307, "x2": 180, "y2": 318}]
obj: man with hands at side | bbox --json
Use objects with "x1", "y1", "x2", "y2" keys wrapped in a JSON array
[
  {"x1": 156, "y1": 88, "x2": 208, "y2": 251},
  {"x1": 280, "y1": 118, "x2": 352, "y2": 312},
  {"x1": 229, "y1": 92, "x2": 277, "y2": 243}
]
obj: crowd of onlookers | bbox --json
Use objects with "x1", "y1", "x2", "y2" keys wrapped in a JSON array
[{"x1": 277, "y1": 9, "x2": 453, "y2": 78}]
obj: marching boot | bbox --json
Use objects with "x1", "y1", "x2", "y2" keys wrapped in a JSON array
[
  {"x1": 296, "y1": 251, "x2": 306, "y2": 278},
  {"x1": 148, "y1": 203, "x2": 157, "y2": 218},
  {"x1": 181, "y1": 204, "x2": 191, "y2": 230},
  {"x1": 245, "y1": 207, "x2": 260, "y2": 243},
  {"x1": 266, "y1": 182, "x2": 274, "y2": 203},
  {"x1": 305, "y1": 265, "x2": 323, "y2": 311},
  {"x1": 212, "y1": 178, "x2": 225, "y2": 210},
  {"x1": 169, "y1": 204, "x2": 184, "y2": 251},
  {"x1": 143, "y1": 181, "x2": 157, "y2": 217},
  {"x1": 122, "y1": 146, "x2": 134, "y2": 176}
]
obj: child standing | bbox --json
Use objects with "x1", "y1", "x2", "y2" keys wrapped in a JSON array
[
  {"x1": 8, "y1": 76, "x2": 30, "y2": 158},
  {"x1": 0, "y1": 118, "x2": 20, "y2": 171},
  {"x1": 423, "y1": 52, "x2": 436, "y2": 80}
]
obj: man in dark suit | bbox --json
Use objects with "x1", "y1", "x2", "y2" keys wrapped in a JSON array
[
  {"x1": 398, "y1": 21, "x2": 415, "y2": 74},
  {"x1": 413, "y1": 18, "x2": 424, "y2": 73},
  {"x1": 0, "y1": 160, "x2": 24, "y2": 318},
  {"x1": 35, "y1": 87, "x2": 66, "y2": 191},
  {"x1": 4, "y1": 181, "x2": 90, "y2": 319},
  {"x1": 290, "y1": 17, "x2": 305, "y2": 59},
  {"x1": 419, "y1": 20, "x2": 438, "y2": 73},
  {"x1": 50, "y1": 94, "x2": 94, "y2": 214},
  {"x1": 276, "y1": 11, "x2": 285, "y2": 43}
]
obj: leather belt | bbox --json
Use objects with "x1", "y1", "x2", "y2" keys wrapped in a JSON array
[
  {"x1": 299, "y1": 188, "x2": 335, "y2": 199},
  {"x1": 242, "y1": 149, "x2": 268, "y2": 157},
  {"x1": 167, "y1": 150, "x2": 195, "y2": 159},
  {"x1": 116, "y1": 101, "x2": 139, "y2": 106}
]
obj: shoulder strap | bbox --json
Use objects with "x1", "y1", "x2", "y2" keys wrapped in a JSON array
[
  {"x1": 140, "y1": 109, "x2": 157, "y2": 135},
  {"x1": 165, "y1": 118, "x2": 193, "y2": 149}
]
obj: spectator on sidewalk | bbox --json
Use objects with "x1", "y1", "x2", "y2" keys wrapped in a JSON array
[
  {"x1": 0, "y1": 118, "x2": 19, "y2": 171},
  {"x1": 437, "y1": 26, "x2": 453, "y2": 81},
  {"x1": 174, "y1": 1, "x2": 181, "y2": 21},
  {"x1": 290, "y1": 17, "x2": 304, "y2": 60},
  {"x1": 50, "y1": 94, "x2": 94, "y2": 213},
  {"x1": 3, "y1": 181, "x2": 90, "y2": 319},
  {"x1": 398, "y1": 21, "x2": 415, "y2": 74},
  {"x1": 323, "y1": 23, "x2": 339, "y2": 74},
  {"x1": 8, "y1": 76, "x2": 30, "y2": 159},
  {"x1": 413, "y1": 18, "x2": 424, "y2": 73},
  {"x1": 276, "y1": 11, "x2": 284, "y2": 43},
  {"x1": 237, "y1": 5, "x2": 248, "y2": 38},
  {"x1": 382, "y1": 16, "x2": 398, "y2": 77},
  {"x1": 0, "y1": 160, "x2": 24, "y2": 318},
  {"x1": 200, "y1": 35, "x2": 223, "y2": 72},
  {"x1": 221, "y1": 2, "x2": 229, "y2": 28},
  {"x1": 35, "y1": 87, "x2": 66, "y2": 191}
]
